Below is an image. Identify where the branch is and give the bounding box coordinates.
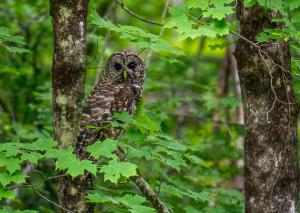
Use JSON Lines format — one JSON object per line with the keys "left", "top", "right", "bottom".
{"left": 115, "top": 0, "right": 164, "bottom": 26}
{"left": 33, "top": 187, "right": 74, "bottom": 213}
{"left": 10, "top": 174, "right": 73, "bottom": 213}
{"left": 115, "top": 148, "right": 170, "bottom": 213}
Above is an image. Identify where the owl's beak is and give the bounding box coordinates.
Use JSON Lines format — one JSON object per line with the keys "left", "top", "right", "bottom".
{"left": 123, "top": 69, "right": 128, "bottom": 80}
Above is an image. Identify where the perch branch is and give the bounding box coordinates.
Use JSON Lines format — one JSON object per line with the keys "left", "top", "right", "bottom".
{"left": 115, "top": 147, "right": 170, "bottom": 213}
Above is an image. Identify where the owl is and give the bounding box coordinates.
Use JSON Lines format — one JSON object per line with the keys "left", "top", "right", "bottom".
{"left": 76, "top": 50, "right": 147, "bottom": 159}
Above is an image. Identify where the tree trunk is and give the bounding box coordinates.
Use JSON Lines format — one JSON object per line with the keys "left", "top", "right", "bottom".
{"left": 235, "top": 1, "right": 299, "bottom": 212}
{"left": 49, "top": 0, "right": 90, "bottom": 212}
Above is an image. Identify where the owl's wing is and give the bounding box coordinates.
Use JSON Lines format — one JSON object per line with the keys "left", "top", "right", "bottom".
{"left": 76, "top": 82, "right": 135, "bottom": 159}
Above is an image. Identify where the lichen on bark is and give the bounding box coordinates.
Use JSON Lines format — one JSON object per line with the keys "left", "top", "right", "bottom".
{"left": 50, "top": 0, "right": 90, "bottom": 212}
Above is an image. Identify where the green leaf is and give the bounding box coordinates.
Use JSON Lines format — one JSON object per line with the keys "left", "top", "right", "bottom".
{"left": 129, "top": 206, "right": 156, "bottom": 213}
{"left": 185, "top": 206, "right": 200, "bottom": 213}
{"left": 46, "top": 147, "right": 97, "bottom": 177}
{"left": 187, "top": 0, "right": 208, "bottom": 9}
{"left": 0, "top": 143, "right": 21, "bottom": 157}
{"left": 202, "top": 206, "right": 227, "bottom": 213}
{"left": 135, "top": 40, "right": 184, "bottom": 55}
{"left": 86, "top": 192, "right": 156, "bottom": 213}
{"left": 0, "top": 26, "right": 29, "bottom": 54}
{"left": 168, "top": 5, "right": 188, "bottom": 17}
{"left": 185, "top": 189, "right": 212, "bottom": 202}
{"left": 184, "top": 154, "right": 205, "bottom": 165}
{"left": 86, "top": 139, "right": 117, "bottom": 159}
{"left": 162, "top": 185, "right": 212, "bottom": 202}
{"left": 0, "top": 171, "right": 27, "bottom": 187}
{"left": 86, "top": 192, "right": 119, "bottom": 204}
{"left": 257, "top": 29, "right": 285, "bottom": 42}
{"left": 0, "top": 27, "right": 10, "bottom": 38}
{"left": 118, "top": 194, "right": 156, "bottom": 213}
{"left": 113, "top": 112, "right": 133, "bottom": 123}
{"left": 166, "top": 156, "right": 187, "bottom": 171}
{"left": 90, "top": 11, "right": 116, "bottom": 29}
{"left": 100, "top": 160, "right": 137, "bottom": 184}
{"left": 8, "top": 35, "right": 27, "bottom": 45}
{"left": 288, "top": 0, "right": 300, "bottom": 10}
{"left": 0, "top": 187, "right": 15, "bottom": 200}
{"left": 211, "top": 0, "right": 234, "bottom": 6}
{"left": 118, "top": 194, "right": 145, "bottom": 206}
{"left": 165, "top": 15, "right": 194, "bottom": 36}
{"left": 207, "top": 19, "right": 229, "bottom": 36}
{"left": 257, "top": 0, "right": 285, "bottom": 13}
{"left": 135, "top": 112, "right": 160, "bottom": 133}
{"left": 22, "top": 139, "right": 57, "bottom": 151}
{"left": 20, "top": 152, "right": 45, "bottom": 164}
{"left": 0, "top": 153, "right": 20, "bottom": 174}
{"left": 245, "top": 0, "right": 258, "bottom": 7}
{"left": 196, "top": 25, "right": 218, "bottom": 38}
{"left": 202, "top": 6, "right": 233, "bottom": 20}
{"left": 5, "top": 46, "right": 30, "bottom": 54}
{"left": 291, "top": 12, "right": 300, "bottom": 23}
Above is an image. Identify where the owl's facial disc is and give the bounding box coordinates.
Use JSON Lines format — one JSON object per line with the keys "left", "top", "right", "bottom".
{"left": 107, "top": 51, "right": 146, "bottom": 85}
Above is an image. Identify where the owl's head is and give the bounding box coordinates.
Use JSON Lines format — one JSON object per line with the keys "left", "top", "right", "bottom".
{"left": 103, "top": 50, "right": 146, "bottom": 87}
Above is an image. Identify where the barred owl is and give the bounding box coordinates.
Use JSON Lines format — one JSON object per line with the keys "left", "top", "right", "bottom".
{"left": 76, "top": 50, "right": 147, "bottom": 159}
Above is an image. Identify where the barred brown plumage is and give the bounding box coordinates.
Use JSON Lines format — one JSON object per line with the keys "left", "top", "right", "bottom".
{"left": 76, "top": 50, "right": 146, "bottom": 160}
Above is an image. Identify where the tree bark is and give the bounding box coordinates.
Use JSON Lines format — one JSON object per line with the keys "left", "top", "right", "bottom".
{"left": 49, "top": 0, "right": 90, "bottom": 212}
{"left": 235, "top": 1, "right": 299, "bottom": 212}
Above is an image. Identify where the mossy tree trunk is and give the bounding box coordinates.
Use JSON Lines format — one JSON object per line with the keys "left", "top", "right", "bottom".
{"left": 236, "top": 1, "right": 299, "bottom": 212}
{"left": 49, "top": 0, "right": 91, "bottom": 212}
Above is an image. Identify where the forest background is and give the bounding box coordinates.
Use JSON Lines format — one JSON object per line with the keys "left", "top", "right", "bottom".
{"left": 0, "top": 0, "right": 300, "bottom": 212}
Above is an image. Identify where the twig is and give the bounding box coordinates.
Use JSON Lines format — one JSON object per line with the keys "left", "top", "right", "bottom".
{"left": 33, "top": 187, "right": 74, "bottom": 213}
{"left": 10, "top": 174, "right": 67, "bottom": 190}
{"left": 10, "top": 174, "right": 71, "bottom": 212}
{"left": 115, "top": 0, "right": 164, "bottom": 26}
{"left": 230, "top": 30, "right": 259, "bottom": 48}
{"left": 115, "top": 147, "right": 170, "bottom": 213}
{"left": 146, "top": 0, "right": 170, "bottom": 66}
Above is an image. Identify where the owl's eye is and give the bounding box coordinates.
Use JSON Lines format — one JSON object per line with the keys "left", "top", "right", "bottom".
{"left": 127, "top": 62, "right": 136, "bottom": 70}
{"left": 114, "top": 63, "right": 123, "bottom": 70}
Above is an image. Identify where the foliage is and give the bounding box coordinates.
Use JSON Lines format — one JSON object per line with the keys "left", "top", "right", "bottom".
{"left": 87, "top": 193, "right": 156, "bottom": 213}
{"left": 164, "top": 0, "right": 233, "bottom": 40}
{"left": 90, "top": 11, "right": 184, "bottom": 55}
{"left": 0, "top": 26, "right": 29, "bottom": 53}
